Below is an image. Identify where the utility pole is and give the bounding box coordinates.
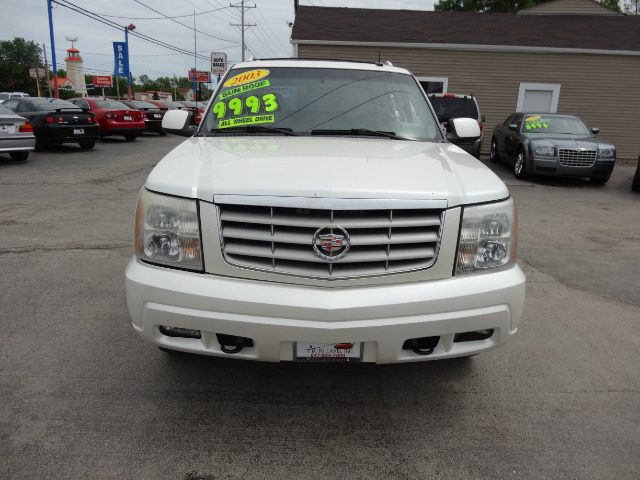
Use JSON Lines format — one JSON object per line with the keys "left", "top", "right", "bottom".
{"left": 230, "top": 0, "right": 255, "bottom": 62}
{"left": 43, "top": 44, "right": 52, "bottom": 97}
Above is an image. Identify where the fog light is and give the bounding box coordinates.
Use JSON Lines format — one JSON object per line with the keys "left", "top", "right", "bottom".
{"left": 454, "top": 329, "right": 494, "bottom": 342}
{"left": 159, "top": 326, "right": 201, "bottom": 339}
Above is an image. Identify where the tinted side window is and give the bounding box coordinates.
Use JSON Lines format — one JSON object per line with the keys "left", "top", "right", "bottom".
{"left": 504, "top": 114, "right": 516, "bottom": 126}
{"left": 513, "top": 114, "right": 524, "bottom": 130}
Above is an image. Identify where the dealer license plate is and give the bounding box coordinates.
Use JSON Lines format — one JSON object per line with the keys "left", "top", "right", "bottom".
{"left": 73, "top": 129, "right": 84, "bottom": 135}
{"left": 124, "top": 115, "right": 132, "bottom": 121}
{"left": 154, "top": 114, "right": 162, "bottom": 118}
{"left": 296, "top": 342, "right": 362, "bottom": 362}
{"left": 1, "top": 125, "right": 16, "bottom": 134}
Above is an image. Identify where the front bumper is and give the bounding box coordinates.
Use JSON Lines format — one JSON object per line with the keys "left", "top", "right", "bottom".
{"left": 530, "top": 155, "right": 615, "bottom": 178}
{"left": 125, "top": 258, "right": 526, "bottom": 363}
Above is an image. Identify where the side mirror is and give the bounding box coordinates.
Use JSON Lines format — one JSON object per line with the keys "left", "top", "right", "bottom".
{"left": 507, "top": 124, "right": 519, "bottom": 131}
{"left": 162, "top": 109, "right": 197, "bottom": 137}
{"left": 481, "top": 115, "right": 486, "bottom": 123}
{"left": 446, "top": 117, "right": 481, "bottom": 143}
{"left": 591, "top": 127, "right": 600, "bottom": 134}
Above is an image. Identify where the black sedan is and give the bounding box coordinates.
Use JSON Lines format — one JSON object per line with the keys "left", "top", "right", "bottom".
{"left": 120, "top": 100, "right": 166, "bottom": 135}
{"left": 489, "top": 113, "right": 615, "bottom": 184}
{"left": 1, "top": 97, "right": 100, "bottom": 150}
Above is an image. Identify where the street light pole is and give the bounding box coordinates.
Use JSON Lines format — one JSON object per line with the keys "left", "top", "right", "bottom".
{"left": 125, "top": 24, "right": 136, "bottom": 101}
{"left": 47, "top": 0, "right": 59, "bottom": 98}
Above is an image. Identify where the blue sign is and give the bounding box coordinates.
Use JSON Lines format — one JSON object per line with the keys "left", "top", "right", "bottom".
{"left": 113, "top": 42, "right": 129, "bottom": 78}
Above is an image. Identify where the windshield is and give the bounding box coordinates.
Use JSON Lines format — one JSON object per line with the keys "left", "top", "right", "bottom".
{"left": 162, "top": 101, "right": 187, "bottom": 108}
{"left": 202, "top": 66, "right": 440, "bottom": 141}
{"left": 94, "top": 100, "right": 130, "bottom": 109}
{"left": 524, "top": 115, "right": 592, "bottom": 135}
{"left": 31, "top": 98, "right": 80, "bottom": 111}
{"left": 128, "top": 101, "right": 158, "bottom": 109}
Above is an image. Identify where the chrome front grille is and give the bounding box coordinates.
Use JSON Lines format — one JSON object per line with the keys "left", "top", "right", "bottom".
{"left": 216, "top": 198, "right": 445, "bottom": 279}
{"left": 558, "top": 148, "right": 597, "bottom": 167}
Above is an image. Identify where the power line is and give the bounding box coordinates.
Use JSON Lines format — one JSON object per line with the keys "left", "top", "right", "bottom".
{"left": 132, "top": 0, "right": 237, "bottom": 44}
{"left": 55, "top": 0, "right": 215, "bottom": 61}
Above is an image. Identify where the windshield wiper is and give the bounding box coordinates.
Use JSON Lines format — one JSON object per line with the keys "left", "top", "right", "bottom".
{"left": 311, "top": 128, "right": 409, "bottom": 140}
{"left": 206, "top": 125, "right": 300, "bottom": 136}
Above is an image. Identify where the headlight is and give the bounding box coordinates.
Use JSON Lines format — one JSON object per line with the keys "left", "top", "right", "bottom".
{"left": 535, "top": 145, "right": 555, "bottom": 157}
{"left": 135, "top": 188, "right": 203, "bottom": 271}
{"left": 455, "top": 197, "right": 517, "bottom": 275}
{"left": 598, "top": 148, "right": 615, "bottom": 159}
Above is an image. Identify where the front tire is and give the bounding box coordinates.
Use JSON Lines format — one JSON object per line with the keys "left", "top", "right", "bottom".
{"left": 124, "top": 135, "right": 137, "bottom": 141}
{"left": 514, "top": 149, "right": 527, "bottom": 179}
{"left": 9, "top": 151, "right": 29, "bottom": 161}
{"left": 489, "top": 137, "right": 499, "bottom": 163}
{"left": 79, "top": 141, "right": 95, "bottom": 150}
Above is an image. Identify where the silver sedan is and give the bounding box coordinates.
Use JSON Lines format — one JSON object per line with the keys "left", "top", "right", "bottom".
{"left": 0, "top": 103, "right": 36, "bottom": 161}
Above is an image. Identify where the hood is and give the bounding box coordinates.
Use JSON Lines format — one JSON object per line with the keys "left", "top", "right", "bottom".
{"left": 526, "top": 134, "right": 614, "bottom": 150}
{"left": 145, "top": 137, "right": 509, "bottom": 207}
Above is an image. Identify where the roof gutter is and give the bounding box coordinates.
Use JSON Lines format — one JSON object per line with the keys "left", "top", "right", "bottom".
{"left": 291, "top": 39, "right": 640, "bottom": 57}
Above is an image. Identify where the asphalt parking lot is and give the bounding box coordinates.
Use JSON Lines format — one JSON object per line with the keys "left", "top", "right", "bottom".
{"left": 1, "top": 136, "right": 639, "bottom": 480}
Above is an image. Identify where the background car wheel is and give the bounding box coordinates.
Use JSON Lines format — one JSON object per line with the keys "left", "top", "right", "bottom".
{"left": 632, "top": 161, "right": 640, "bottom": 192}
{"left": 124, "top": 135, "right": 137, "bottom": 141}
{"left": 158, "top": 131, "right": 167, "bottom": 136}
{"left": 590, "top": 176, "right": 610, "bottom": 185}
{"left": 489, "top": 137, "right": 499, "bottom": 163}
{"left": 79, "top": 141, "right": 95, "bottom": 150}
{"left": 514, "top": 149, "right": 527, "bottom": 179}
{"left": 9, "top": 151, "right": 29, "bottom": 161}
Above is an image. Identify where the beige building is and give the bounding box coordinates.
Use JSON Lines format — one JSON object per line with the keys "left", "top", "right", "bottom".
{"left": 291, "top": 0, "right": 640, "bottom": 161}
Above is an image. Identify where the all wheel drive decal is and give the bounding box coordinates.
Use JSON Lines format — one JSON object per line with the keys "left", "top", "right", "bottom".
{"left": 219, "top": 114, "right": 275, "bottom": 129}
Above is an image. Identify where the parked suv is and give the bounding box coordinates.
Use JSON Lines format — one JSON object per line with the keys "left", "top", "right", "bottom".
{"left": 428, "top": 93, "right": 485, "bottom": 158}
{"left": 126, "top": 59, "right": 525, "bottom": 363}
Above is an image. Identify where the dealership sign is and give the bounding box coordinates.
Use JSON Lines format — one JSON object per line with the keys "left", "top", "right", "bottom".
{"left": 188, "top": 70, "right": 211, "bottom": 82}
{"left": 211, "top": 52, "right": 227, "bottom": 75}
{"left": 92, "top": 75, "right": 113, "bottom": 87}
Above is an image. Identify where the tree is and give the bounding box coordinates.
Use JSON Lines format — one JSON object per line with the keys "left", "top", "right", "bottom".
{"left": 0, "top": 37, "right": 43, "bottom": 95}
{"left": 434, "top": 0, "right": 621, "bottom": 12}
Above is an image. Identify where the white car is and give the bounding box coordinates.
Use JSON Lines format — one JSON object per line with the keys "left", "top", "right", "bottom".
{"left": 125, "top": 59, "right": 525, "bottom": 363}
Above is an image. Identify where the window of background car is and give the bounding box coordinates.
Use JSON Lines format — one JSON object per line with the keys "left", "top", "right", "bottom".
{"left": 205, "top": 67, "right": 440, "bottom": 141}
{"left": 31, "top": 99, "right": 79, "bottom": 111}
{"left": 523, "top": 115, "right": 591, "bottom": 135}
{"left": 429, "top": 96, "right": 479, "bottom": 122}
{"left": 94, "top": 100, "right": 130, "bottom": 109}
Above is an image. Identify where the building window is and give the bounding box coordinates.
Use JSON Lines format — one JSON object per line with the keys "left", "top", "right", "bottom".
{"left": 517, "top": 83, "right": 561, "bottom": 113}
{"left": 417, "top": 77, "right": 448, "bottom": 94}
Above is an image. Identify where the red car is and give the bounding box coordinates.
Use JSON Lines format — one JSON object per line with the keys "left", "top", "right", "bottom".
{"left": 120, "top": 100, "right": 166, "bottom": 135}
{"left": 69, "top": 97, "right": 145, "bottom": 141}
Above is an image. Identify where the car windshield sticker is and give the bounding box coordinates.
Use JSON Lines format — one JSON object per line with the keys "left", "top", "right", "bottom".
{"left": 220, "top": 79, "right": 270, "bottom": 100}
{"left": 213, "top": 94, "right": 279, "bottom": 120}
{"left": 223, "top": 69, "right": 270, "bottom": 88}
{"left": 525, "top": 117, "right": 549, "bottom": 130}
{"left": 219, "top": 114, "right": 275, "bottom": 129}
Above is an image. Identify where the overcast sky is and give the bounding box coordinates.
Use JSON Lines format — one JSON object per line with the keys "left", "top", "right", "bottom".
{"left": 1, "top": 0, "right": 437, "bottom": 82}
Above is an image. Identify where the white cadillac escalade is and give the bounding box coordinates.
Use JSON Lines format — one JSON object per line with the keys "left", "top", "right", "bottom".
{"left": 125, "top": 59, "right": 525, "bottom": 363}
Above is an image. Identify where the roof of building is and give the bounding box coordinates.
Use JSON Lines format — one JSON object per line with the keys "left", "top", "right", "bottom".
{"left": 291, "top": 5, "right": 640, "bottom": 53}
